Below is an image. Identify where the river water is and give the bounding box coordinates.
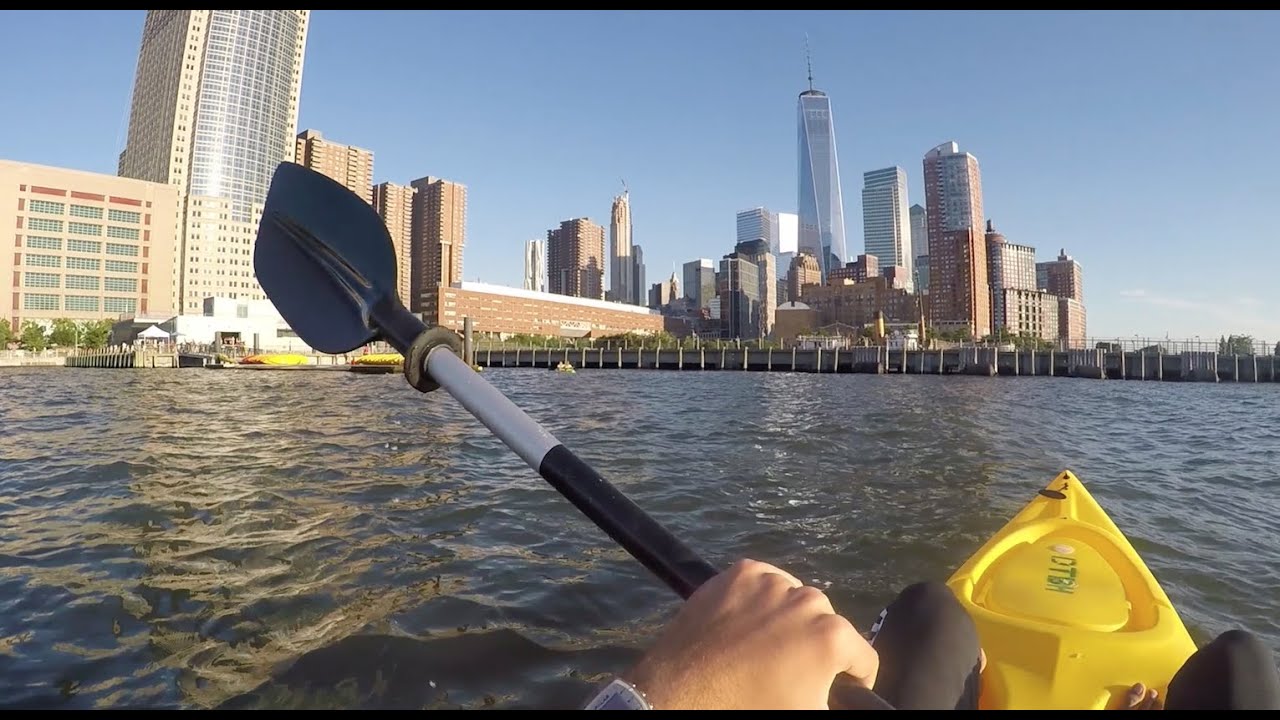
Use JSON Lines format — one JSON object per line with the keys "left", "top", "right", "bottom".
{"left": 1, "top": 367, "right": 1277, "bottom": 708}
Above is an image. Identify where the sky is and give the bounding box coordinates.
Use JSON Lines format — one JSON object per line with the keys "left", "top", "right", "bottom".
{"left": 1, "top": 10, "right": 1277, "bottom": 341}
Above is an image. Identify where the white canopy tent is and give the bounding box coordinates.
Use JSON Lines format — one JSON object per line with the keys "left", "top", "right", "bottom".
{"left": 138, "top": 324, "right": 170, "bottom": 340}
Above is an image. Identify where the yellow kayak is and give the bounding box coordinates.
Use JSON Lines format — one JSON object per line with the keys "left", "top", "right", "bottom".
{"left": 352, "top": 352, "right": 404, "bottom": 366}
{"left": 240, "top": 353, "right": 309, "bottom": 365}
{"left": 946, "top": 470, "right": 1196, "bottom": 709}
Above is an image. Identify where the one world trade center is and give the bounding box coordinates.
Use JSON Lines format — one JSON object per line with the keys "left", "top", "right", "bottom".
{"left": 797, "top": 64, "right": 847, "bottom": 281}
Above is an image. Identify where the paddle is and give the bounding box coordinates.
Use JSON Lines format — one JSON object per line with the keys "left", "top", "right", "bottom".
{"left": 252, "top": 162, "right": 892, "bottom": 710}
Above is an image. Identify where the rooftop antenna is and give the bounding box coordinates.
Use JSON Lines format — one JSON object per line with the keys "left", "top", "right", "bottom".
{"left": 804, "top": 34, "right": 814, "bottom": 91}
{"left": 621, "top": 178, "right": 628, "bottom": 197}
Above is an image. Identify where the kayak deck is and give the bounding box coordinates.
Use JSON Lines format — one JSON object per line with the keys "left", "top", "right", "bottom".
{"left": 946, "top": 470, "right": 1196, "bottom": 709}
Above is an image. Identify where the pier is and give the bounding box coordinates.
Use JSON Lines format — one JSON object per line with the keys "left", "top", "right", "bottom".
{"left": 64, "top": 349, "right": 178, "bottom": 369}
{"left": 46, "top": 344, "right": 1280, "bottom": 383}
{"left": 472, "top": 346, "right": 1280, "bottom": 383}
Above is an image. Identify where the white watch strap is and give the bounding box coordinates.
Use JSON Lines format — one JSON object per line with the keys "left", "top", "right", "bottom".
{"left": 583, "top": 677, "right": 652, "bottom": 710}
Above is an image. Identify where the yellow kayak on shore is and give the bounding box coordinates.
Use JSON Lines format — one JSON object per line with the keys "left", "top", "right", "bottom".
{"left": 240, "top": 353, "right": 309, "bottom": 366}
{"left": 946, "top": 470, "right": 1196, "bottom": 710}
{"left": 352, "top": 353, "right": 404, "bottom": 366}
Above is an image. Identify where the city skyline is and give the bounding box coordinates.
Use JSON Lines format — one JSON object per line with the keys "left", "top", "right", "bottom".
{"left": 1, "top": 10, "right": 1277, "bottom": 339}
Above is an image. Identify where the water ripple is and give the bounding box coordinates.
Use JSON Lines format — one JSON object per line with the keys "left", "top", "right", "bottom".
{"left": 0, "top": 367, "right": 1277, "bottom": 707}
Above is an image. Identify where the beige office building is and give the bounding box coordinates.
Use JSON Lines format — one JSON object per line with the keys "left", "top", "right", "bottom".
{"left": 432, "top": 282, "right": 663, "bottom": 338}
{"left": 787, "top": 251, "right": 821, "bottom": 301}
{"left": 295, "top": 129, "right": 374, "bottom": 204}
{"left": 986, "top": 221, "right": 1038, "bottom": 331}
{"left": 117, "top": 10, "right": 309, "bottom": 315}
{"left": 372, "top": 182, "right": 415, "bottom": 305}
{"left": 802, "top": 277, "right": 917, "bottom": 329}
{"left": 1058, "top": 297, "right": 1087, "bottom": 349}
{"left": 2, "top": 160, "right": 179, "bottom": 330}
{"left": 773, "top": 301, "right": 817, "bottom": 345}
{"left": 1001, "top": 288, "right": 1059, "bottom": 343}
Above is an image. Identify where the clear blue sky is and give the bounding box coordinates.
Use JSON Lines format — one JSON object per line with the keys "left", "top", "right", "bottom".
{"left": 2, "top": 10, "right": 1277, "bottom": 341}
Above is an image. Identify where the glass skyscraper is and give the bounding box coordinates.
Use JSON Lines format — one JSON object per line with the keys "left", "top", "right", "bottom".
{"left": 861, "top": 166, "right": 913, "bottom": 290}
{"left": 797, "top": 87, "right": 847, "bottom": 281}
{"left": 189, "top": 12, "right": 308, "bottom": 222}
{"left": 118, "top": 10, "right": 309, "bottom": 313}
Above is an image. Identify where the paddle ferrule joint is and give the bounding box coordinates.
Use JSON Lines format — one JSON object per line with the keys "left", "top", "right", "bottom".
{"left": 404, "top": 326, "right": 465, "bottom": 393}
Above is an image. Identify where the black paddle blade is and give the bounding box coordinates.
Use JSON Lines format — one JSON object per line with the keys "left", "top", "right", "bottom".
{"left": 253, "top": 162, "right": 401, "bottom": 354}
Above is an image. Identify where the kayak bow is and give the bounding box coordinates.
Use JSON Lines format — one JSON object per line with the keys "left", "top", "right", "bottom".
{"left": 946, "top": 470, "right": 1197, "bottom": 709}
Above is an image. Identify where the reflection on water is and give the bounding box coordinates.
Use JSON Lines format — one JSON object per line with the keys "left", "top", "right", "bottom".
{"left": 1, "top": 367, "right": 1277, "bottom": 708}
{"left": 218, "top": 628, "right": 638, "bottom": 710}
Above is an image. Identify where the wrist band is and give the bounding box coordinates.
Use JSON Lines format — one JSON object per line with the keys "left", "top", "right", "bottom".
{"left": 583, "top": 677, "right": 652, "bottom": 710}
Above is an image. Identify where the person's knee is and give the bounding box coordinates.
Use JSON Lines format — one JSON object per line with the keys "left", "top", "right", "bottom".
{"left": 1211, "top": 629, "right": 1274, "bottom": 663}
{"left": 894, "top": 581, "right": 961, "bottom": 614}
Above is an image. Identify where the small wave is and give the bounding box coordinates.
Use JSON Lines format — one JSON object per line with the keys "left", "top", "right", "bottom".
{"left": 0, "top": 367, "right": 1277, "bottom": 707}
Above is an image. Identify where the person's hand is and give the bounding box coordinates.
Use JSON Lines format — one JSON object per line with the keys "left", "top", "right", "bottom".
{"left": 1117, "top": 683, "right": 1162, "bottom": 710}
{"left": 620, "top": 558, "right": 879, "bottom": 710}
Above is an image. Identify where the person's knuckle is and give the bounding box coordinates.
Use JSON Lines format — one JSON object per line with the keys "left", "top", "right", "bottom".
{"left": 729, "top": 558, "right": 765, "bottom": 577}
{"left": 760, "top": 571, "right": 795, "bottom": 591}
{"left": 792, "top": 584, "right": 830, "bottom": 608}
{"left": 815, "top": 610, "right": 852, "bottom": 634}
{"left": 814, "top": 612, "right": 857, "bottom": 654}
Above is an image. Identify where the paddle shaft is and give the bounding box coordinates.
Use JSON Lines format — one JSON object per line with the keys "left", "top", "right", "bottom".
{"left": 422, "top": 338, "right": 893, "bottom": 711}
{"left": 382, "top": 304, "right": 890, "bottom": 708}
{"left": 424, "top": 343, "right": 719, "bottom": 597}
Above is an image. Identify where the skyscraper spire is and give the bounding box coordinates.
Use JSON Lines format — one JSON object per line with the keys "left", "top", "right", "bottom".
{"left": 804, "top": 34, "right": 814, "bottom": 91}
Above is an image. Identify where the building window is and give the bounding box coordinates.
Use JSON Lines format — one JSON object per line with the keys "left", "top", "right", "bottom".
{"left": 28, "top": 199, "right": 65, "bottom": 215}
{"left": 107, "top": 209, "right": 140, "bottom": 224}
{"left": 70, "top": 205, "right": 104, "bottom": 219}
{"left": 104, "top": 260, "right": 138, "bottom": 273}
{"left": 103, "top": 297, "right": 136, "bottom": 313}
{"left": 107, "top": 226, "right": 140, "bottom": 240}
{"left": 26, "top": 254, "right": 61, "bottom": 268}
{"left": 23, "top": 293, "right": 59, "bottom": 311}
{"left": 104, "top": 277, "right": 137, "bottom": 293}
{"left": 24, "top": 272, "right": 60, "bottom": 288}
{"left": 27, "top": 217, "right": 63, "bottom": 233}
{"left": 25, "top": 236, "right": 62, "bottom": 250}
{"left": 65, "top": 296, "right": 100, "bottom": 312}
{"left": 65, "top": 274, "right": 99, "bottom": 290}
{"left": 67, "top": 238, "right": 101, "bottom": 254}
{"left": 66, "top": 257, "right": 100, "bottom": 271}
{"left": 68, "top": 221, "right": 102, "bottom": 236}
{"left": 105, "top": 243, "right": 139, "bottom": 257}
